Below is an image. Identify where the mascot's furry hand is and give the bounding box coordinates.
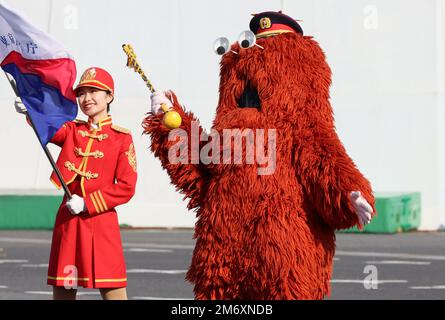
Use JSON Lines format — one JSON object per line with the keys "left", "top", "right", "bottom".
{"left": 150, "top": 91, "right": 173, "bottom": 115}
{"left": 350, "top": 191, "right": 373, "bottom": 225}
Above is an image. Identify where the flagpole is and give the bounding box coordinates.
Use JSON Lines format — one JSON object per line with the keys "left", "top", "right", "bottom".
{"left": 5, "top": 72, "right": 72, "bottom": 199}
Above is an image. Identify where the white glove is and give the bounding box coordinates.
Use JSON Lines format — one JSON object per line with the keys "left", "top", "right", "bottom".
{"left": 350, "top": 191, "right": 373, "bottom": 226}
{"left": 150, "top": 91, "right": 173, "bottom": 115}
{"left": 14, "top": 97, "right": 27, "bottom": 114}
{"left": 66, "top": 194, "right": 86, "bottom": 215}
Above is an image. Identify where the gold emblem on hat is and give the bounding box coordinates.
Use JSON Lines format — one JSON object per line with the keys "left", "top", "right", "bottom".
{"left": 260, "top": 17, "right": 272, "bottom": 29}
{"left": 80, "top": 68, "right": 97, "bottom": 83}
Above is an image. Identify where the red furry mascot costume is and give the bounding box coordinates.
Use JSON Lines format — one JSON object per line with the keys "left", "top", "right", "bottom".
{"left": 143, "top": 11, "right": 375, "bottom": 299}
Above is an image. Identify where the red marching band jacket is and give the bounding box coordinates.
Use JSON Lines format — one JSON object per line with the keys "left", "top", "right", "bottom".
{"left": 50, "top": 116, "right": 137, "bottom": 215}
{"left": 46, "top": 115, "right": 137, "bottom": 288}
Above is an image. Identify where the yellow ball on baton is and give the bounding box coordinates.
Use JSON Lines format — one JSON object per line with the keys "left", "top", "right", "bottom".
{"left": 122, "top": 44, "right": 182, "bottom": 130}
{"left": 161, "top": 104, "right": 182, "bottom": 129}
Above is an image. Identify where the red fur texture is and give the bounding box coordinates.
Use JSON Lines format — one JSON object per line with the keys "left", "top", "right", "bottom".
{"left": 142, "top": 32, "right": 375, "bottom": 299}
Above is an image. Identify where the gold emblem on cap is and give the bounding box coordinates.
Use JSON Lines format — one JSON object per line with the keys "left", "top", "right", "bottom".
{"left": 260, "top": 17, "right": 272, "bottom": 29}
{"left": 80, "top": 68, "right": 97, "bottom": 83}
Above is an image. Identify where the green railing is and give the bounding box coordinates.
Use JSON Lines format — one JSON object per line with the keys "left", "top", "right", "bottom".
{"left": 339, "top": 192, "right": 421, "bottom": 233}
{"left": 0, "top": 190, "right": 63, "bottom": 229}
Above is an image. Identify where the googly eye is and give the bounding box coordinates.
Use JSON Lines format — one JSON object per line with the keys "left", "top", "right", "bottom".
{"left": 213, "top": 37, "right": 230, "bottom": 55}
{"left": 238, "top": 30, "right": 256, "bottom": 49}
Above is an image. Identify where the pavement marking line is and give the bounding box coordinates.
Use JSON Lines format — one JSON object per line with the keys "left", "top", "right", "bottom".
{"left": 127, "top": 269, "right": 187, "bottom": 274}
{"left": 77, "top": 292, "right": 101, "bottom": 296}
{"left": 335, "top": 250, "right": 445, "bottom": 261}
{"left": 364, "top": 260, "right": 431, "bottom": 265}
{"left": 0, "top": 237, "right": 194, "bottom": 250}
{"left": 25, "top": 291, "right": 52, "bottom": 295}
{"left": 0, "top": 237, "right": 50, "bottom": 244}
{"left": 122, "top": 242, "right": 194, "bottom": 250}
{"left": 132, "top": 296, "right": 193, "bottom": 300}
{"left": 0, "top": 259, "right": 29, "bottom": 264}
{"left": 331, "top": 279, "right": 408, "bottom": 284}
{"left": 410, "top": 286, "right": 445, "bottom": 290}
{"left": 25, "top": 291, "right": 100, "bottom": 296}
{"left": 0, "top": 285, "right": 8, "bottom": 289}
{"left": 124, "top": 248, "right": 173, "bottom": 253}
{"left": 21, "top": 264, "right": 49, "bottom": 268}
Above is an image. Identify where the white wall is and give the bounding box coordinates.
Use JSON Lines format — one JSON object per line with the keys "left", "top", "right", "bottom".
{"left": 1, "top": 0, "right": 444, "bottom": 229}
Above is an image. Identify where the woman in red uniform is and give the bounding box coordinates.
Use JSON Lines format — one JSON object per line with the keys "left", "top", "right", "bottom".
{"left": 15, "top": 67, "right": 137, "bottom": 300}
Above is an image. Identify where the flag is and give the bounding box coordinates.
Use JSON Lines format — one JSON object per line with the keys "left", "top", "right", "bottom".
{"left": 0, "top": 2, "right": 77, "bottom": 145}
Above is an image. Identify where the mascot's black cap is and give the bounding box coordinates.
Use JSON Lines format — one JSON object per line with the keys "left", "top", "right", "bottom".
{"left": 249, "top": 11, "right": 303, "bottom": 39}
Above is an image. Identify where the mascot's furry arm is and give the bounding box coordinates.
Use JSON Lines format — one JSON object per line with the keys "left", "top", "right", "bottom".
{"left": 142, "top": 91, "right": 207, "bottom": 210}
{"left": 294, "top": 96, "right": 375, "bottom": 230}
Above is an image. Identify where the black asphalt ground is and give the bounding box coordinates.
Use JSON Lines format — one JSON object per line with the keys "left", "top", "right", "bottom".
{"left": 0, "top": 229, "right": 444, "bottom": 300}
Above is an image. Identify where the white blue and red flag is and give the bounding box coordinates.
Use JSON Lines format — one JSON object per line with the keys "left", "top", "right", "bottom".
{"left": 0, "top": 2, "right": 77, "bottom": 145}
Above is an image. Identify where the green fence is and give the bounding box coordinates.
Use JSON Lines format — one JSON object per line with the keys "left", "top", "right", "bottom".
{"left": 340, "top": 192, "right": 421, "bottom": 233}
{"left": 0, "top": 191, "right": 422, "bottom": 232}
{"left": 0, "top": 191, "right": 63, "bottom": 229}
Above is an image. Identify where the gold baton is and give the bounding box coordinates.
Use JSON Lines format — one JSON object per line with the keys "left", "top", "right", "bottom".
{"left": 122, "top": 44, "right": 182, "bottom": 129}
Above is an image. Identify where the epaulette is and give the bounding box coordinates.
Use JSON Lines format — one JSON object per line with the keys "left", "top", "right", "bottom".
{"left": 111, "top": 124, "right": 131, "bottom": 134}
{"left": 73, "top": 119, "right": 88, "bottom": 125}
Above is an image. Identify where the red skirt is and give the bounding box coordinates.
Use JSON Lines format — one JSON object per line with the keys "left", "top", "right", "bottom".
{"left": 47, "top": 179, "right": 127, "bottom": 288}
